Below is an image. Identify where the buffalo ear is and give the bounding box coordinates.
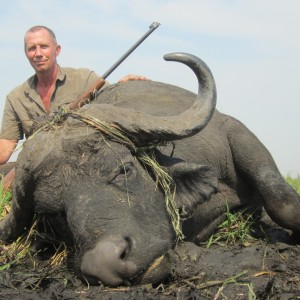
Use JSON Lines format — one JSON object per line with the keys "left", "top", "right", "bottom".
{"left": 165, "top": 162, "right": 218, "bottom": 219}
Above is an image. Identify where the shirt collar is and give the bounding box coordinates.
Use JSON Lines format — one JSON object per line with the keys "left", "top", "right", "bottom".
{"left": 56, "top": 65, "right": 66, "bottom": 82}
{"left": 24, "top": 65, "right": 66, "bottom": 93}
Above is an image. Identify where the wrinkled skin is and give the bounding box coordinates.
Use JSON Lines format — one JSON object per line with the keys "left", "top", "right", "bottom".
{"left": 90, "top": 81, "right": 300, "bottom": 243}
{"left": 1, "top": 122, "right": 179, "bottom": 286}
{"left": 1, "top": 54, "right": 300, "bottom": 287}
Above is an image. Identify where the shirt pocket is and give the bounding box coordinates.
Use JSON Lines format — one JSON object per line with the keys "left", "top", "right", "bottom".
{"left": 51, "top": 93, "right": 80, "bottom": 111}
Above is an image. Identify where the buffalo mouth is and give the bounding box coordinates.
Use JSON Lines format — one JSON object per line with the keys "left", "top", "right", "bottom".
{"left": 80, "top": 251, "right": 174, "bottom": 287}
{"left": 135, "top": 251, "right": 174, "bottom": 286}
{"left": 79, "top": 235, "right": 175, "bottom": 287}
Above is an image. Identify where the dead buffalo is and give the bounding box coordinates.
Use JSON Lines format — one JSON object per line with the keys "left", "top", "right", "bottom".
{"left": 0, "top": 53, "right": 299, "bottom": 287}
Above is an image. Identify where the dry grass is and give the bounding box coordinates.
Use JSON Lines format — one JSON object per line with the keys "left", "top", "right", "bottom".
{"left": 137, "top": 150, "right": 184, "bottom": 241}
{"left": 0, "top": 220, "right": 36, "bottom": 271}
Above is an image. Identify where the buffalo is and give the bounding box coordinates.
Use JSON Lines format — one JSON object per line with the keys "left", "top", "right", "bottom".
{"left": 0, "top": 53, "right": 299, "bottom": 287}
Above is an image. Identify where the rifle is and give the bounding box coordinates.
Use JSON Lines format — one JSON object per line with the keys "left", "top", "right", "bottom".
{"left": 69, "top": 22, "right": 160, "bottom": 110}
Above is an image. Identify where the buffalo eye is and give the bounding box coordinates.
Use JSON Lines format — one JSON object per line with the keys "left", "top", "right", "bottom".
{"left": 110, "top": 162, "right": 134, "bottom": 184}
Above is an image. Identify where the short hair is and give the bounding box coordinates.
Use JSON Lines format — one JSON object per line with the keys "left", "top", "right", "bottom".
{"left": 24, "top": 26, "right": 57, "bottom": 48}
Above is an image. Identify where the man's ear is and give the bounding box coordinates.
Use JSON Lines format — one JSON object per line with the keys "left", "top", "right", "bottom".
{"left": 165, "top": 161, "right": 218, "bottom": 219}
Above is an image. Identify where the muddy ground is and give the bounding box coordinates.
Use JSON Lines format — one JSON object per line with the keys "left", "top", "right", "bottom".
{"left": 0, "top": 212, "right": 299, "bottom": 300}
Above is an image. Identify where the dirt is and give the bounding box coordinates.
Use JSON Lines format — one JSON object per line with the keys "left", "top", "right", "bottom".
{"left": 0, "top": 213, "right": 299, "bottom": 299}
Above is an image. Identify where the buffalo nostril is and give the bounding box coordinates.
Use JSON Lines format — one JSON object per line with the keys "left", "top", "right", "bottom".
{"left": 120, "top": 248, "right": 128, "bottom": 260}
{"left": 120, "top": 236, "right": 132, "bottom": 260}
{"left": 80, "top": 237, "right": 137, "bottom": 286}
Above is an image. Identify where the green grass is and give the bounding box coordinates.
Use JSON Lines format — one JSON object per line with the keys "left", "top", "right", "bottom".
{"left": 206, "top": 203, "right": 256, "bottom": 248}
{"left": 286, "top": 175, "right": 300, "bottom": 194}
{"left": 0, "top": 175, "right": 12, "bottom": 220}
{"left": 206, "top": 175, "right": 300, "bottom": 248}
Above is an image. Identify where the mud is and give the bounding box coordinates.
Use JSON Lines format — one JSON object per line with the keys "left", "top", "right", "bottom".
{"left": 0, "top": 213, "right": 299, "bottom": 299}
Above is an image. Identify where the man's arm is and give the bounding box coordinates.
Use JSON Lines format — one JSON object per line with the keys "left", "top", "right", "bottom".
{"left": 0, "top": 139, "right": 17, "bottom": 164}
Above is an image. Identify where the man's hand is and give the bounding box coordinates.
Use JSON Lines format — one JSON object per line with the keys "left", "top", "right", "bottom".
{"left": 118, "top": 74, "right": 148, "bottom": 83}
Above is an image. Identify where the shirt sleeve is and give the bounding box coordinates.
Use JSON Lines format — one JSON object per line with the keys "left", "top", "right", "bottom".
{"left": 0, "top": 96, "right": 23, "bottom": 140}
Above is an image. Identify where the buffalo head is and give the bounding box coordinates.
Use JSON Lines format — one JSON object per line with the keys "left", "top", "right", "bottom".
{"left": 0, "top": 53, "right": 218, "bottom": 286}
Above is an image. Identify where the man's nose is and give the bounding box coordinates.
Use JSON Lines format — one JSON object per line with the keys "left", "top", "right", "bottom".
{"left": 34, "top": 46, "right": 42, "bottom": 56}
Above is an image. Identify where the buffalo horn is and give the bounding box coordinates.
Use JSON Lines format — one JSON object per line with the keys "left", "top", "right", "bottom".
{"left": 81, "top": 52, "right": 217, "bottom": 144}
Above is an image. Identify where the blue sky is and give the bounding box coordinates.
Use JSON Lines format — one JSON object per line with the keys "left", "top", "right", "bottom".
{"left": 0, "top": 0, "right": 299, "bottom": 175}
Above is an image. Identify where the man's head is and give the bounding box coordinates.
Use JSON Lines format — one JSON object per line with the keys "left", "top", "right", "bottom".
{"left": 24, "top": 26, "right": 61, "bottom": 74}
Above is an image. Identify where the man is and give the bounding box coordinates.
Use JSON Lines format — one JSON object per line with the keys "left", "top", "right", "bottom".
{"left": 0, "top": 26, "right": 146, "bottom": 187}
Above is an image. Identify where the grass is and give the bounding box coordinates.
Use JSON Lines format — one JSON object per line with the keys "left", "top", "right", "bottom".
{"left": 137, "top": 150, "right": 184, "bottom": 242}
{"left": 206, "top": 175, "right": 300, "bottom": 248}
{"left": 206, "top": 203, "right": 257, "bottom": 248}
{"left": 286, "top": 174, "right": 300, "bottom": 194}
{"left": 0, "top": 221, "right": 36, "bottom": 271}
{"left": 0, "top": 176, "right": 67, "bottom": 275}
{"left": 0, "top": 175, "right": 12, "bottom": 220}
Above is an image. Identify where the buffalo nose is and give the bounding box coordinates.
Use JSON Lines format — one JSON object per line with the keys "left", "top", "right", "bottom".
{"left": 80, "top": 237, "right": 138, "bottom": 286}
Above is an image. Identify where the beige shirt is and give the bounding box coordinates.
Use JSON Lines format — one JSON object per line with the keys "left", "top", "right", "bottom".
{"left": 0, "top": 66, "right": 101, "bottom": 140}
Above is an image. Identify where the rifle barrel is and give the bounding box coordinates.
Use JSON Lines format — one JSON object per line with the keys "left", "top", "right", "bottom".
{"left": 69, "top": 22, "right": 160, "bottom": 110}
{"left": 101, "top": 22, "right": 160, "bottom": 79}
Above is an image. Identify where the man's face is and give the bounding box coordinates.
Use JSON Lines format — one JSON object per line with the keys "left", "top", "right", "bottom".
{"left": 24, "top": 28, "right": 61, "bottom": 74}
